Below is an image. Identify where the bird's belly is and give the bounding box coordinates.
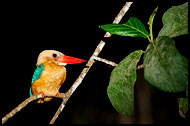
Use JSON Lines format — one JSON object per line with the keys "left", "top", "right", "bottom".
{"left": 32, "top": 64, "right": 66, "bottom": 96}
{"left": 36, "top": 80, "right": 61, "bottom": 96}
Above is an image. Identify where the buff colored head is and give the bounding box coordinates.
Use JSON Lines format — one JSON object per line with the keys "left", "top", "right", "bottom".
{"left": 36, "top": 50, "right": 85, "bottom": 66}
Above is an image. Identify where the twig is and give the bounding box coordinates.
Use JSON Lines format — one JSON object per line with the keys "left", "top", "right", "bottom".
{"left": 2, "top": 93, "right": 66, "bottom": 124}
{"left": 91, "top": 56, "right": 144, "bottom": 70}
{"left": 179, "top": 106, "right": 186, "bottom": 118}
{"left": 137, "top": 64, "right": 144, "bottom": 69}
{"left": 93, "top": 56, "right": 144, "bottom": 70}
{"left": 92, "top": 56, "right": 118, "bottom": 66}
{"left": 49, "top": 2, "right": 133, "bottom": 124}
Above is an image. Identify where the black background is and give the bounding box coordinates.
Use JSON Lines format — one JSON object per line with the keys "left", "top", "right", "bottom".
{"left": 2, "top": 0, "right": 189, "bottom": 124}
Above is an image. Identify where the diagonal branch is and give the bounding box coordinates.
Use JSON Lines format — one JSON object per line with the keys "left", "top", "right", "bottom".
{"left": 2, "top": 94, "right": 42, "bottom": 124}
{"left": 49, "top": 2, "right": 133, "bottom": 124}
{"left": 2, "top": 93, "right": 66, "bottom": 124}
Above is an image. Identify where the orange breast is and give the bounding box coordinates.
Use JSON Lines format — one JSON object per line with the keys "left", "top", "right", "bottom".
{"left": 31, "top": 62, "right": 66, "bottom": 97}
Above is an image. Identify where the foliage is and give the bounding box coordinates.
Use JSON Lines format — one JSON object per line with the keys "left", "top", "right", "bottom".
{"left": 99, "top": 2, "right": 188, "bottom": 116}
{"left": 100, "top": 17, "right": 149, "bottom": 38}
{"left": 143, "top": 36, "right": 188, "bottom": 92}
{"left": 158, "top": 2, "right": 188, "bottom": 38}
{"left": 107, "top": 50, "right": 143, "bottom": 116}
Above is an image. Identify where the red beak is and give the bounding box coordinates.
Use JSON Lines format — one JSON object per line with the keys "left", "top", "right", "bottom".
{"left": 56, "top": 55, "right": 86, "bottom": 64}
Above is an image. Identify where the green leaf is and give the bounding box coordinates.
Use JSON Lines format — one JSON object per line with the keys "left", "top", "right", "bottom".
{"left": 99, "top": 17, "right": 149, "bottom": 38}
{"left": 148, "top": 7, "right": 158, "bottom": 41}
{"left": 107, "top": 50, "right": 143, "bottom": 116}
{"left": 143, "top": 36, "right": 188, "bottom": 92}
{"left": 158, "top": 2, "right": 188, "bottom": 38}
{"left": 178, "top": 98, "right": 188, "bottom": 115}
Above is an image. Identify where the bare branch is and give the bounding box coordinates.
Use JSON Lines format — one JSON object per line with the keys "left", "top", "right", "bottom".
{"left": 179, "top": 106, "right": 186, "bottom": 118}
{"left": 92, "top": 56, "right": 144, "bottom": 69}
{"left": 2, "top": 94, "right": 42, "bottom": 124}
{"left": 2, "top": 93, "right": 66, "bottom": 124}
{"left": 49, "top": 2, "right": 133, "bottom": 124}
{"left": 92, "top": 56, "right": 118, "bottom": 67}
{"left": 137, "top": 64, "right": 144, "bottom": 69}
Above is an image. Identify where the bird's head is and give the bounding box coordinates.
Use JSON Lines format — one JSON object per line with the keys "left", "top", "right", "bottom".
{"left": 36, "top": 50, "right": 85, "bottom": 66}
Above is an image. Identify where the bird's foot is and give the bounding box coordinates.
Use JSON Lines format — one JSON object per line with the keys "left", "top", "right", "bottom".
{"left": 37, "top": 99, "right": 44, "bottom": 104}
{"left": 40, "top": 91, "right": 45, "bottom": 98}
{"left": 56, "top": 91, "right": 60, "bottom": 97}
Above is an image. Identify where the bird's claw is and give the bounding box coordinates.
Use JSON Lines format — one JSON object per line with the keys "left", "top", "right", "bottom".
{"left": 40, "top": 91, "right": 45, "bottom": 98}
{"left": 56, "top": 92, "right": 60, "bottom": 97}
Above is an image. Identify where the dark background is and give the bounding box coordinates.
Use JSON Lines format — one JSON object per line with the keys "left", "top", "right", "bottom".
{"left": 2, "top": 0, "right": 189, "bottom": 124}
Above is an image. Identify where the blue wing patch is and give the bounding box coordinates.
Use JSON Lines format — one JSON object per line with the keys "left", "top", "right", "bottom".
{"left": 30, "top": 64, "right": 45, "bottom": 96}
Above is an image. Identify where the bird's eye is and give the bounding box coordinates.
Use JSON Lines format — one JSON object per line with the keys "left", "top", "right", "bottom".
{"left": 52, "top": 53, "right": 57, "bottom": 58}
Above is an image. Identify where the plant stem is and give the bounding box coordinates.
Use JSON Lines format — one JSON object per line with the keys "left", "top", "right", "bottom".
{"left": 151, "top": 40, "right": 163, "bottom": 63}
{"left": 147, "top": 7, "right": 162, "bottom": 63}
{"left": 148, "top": 7, "right": 158, "bottom": 42}
{"left": 149, "top": 25, "right": 153, "bottom": 42}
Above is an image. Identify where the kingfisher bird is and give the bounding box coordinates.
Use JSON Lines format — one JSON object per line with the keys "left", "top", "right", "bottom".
{"left": 30, "top": 50, "right": 85, "bottom": 103}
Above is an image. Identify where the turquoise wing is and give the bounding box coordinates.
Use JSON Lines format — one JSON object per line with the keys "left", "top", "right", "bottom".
{"left": 30, "top": 64, "right": 45, "bottom": 96}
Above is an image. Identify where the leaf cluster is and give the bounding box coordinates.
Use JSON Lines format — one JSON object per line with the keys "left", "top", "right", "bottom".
{"left": 99, "top": 2, "right": 188, "bottom": 116}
